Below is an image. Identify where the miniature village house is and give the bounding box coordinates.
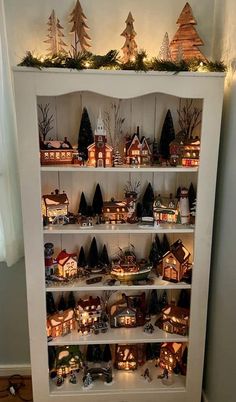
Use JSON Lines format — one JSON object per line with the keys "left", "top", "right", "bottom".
{"left": 162, "top": 239, "right": 190, "bottom": 282}
{"left": 41, "top": 138, "right": 74, "bottom": 165}
{"left": 115, "top": 345, "right": 138, "bottom": 370}
{"left": 169, "top": 136, "right": 200, "bottom": 167}
{"left": 41, "top": 189, "right": 69, "bottom": 223}
{"left": 56, "top": 250, "right": 78, "bottom": 278}
{"left": 153, "top": 194, "right": 178, "bottom": 224}
{"left": 110, "top": 293, "right": 146, "bottom": 328}
{"left": 87, "top": 111, "right": 113, "bottom": 167}
{"left": 125, "top": 128, "right": 152, "bottom": 165}
{"left": 157, "top": 305, "right": 190, "bottom": 336}
{"left": 160, "top": 342, "right": 183, "bottom": 372}
{"left": 75, "top": 296, "right": 102, "bottom": 335}
{"left": 56, "top": 346, "right": 83, "bottom": 377}
{"left": 102, "top": 200, "right": 129, "bottom": 223}
{"left": 47, "top": 308, "right": 76, "bottom": 338}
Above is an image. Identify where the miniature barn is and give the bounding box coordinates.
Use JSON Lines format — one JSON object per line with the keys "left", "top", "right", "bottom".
{"left": 87, "top": 111, "right": 113, "bottom": 168}
{"left": 160, "top": 342, "right": 183, "bottom": 372}
{"left": 125, "top": 131, "right": 152, "bottom": 165}
{"left": 56, "top": 250, "right": 78, "bottom": 278}
{"left": 157, "top": 305, "right": 190, "bottom": 336}
{"left": 47, "top": 308, "right": 76, "bottom": 338}
{"left": 75, "top": 296, "right": 102, "bottom": 335}
{"left": 162, "top": 239, "right": 190, "bottom": 282}
{"left": 115, "top": 345, "right": 138, "bottom": 370}
{"left": 41, "top": 189, "right": 69, "bottom": 222}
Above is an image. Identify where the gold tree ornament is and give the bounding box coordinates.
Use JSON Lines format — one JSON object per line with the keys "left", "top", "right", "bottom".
{"left": 170, "top": 2, "right": 206, "bottom": 61}
{"left": 44, "top": 10, "right": 67, "bottom": 57}
{"left": 70, "top": 0, "right": 91, "bottom": 54}
{"left": 121, "top": 12, "right": 138, "bottom": 63}
{"left": 158, "top": 32, "right": 172, "bottom": 61}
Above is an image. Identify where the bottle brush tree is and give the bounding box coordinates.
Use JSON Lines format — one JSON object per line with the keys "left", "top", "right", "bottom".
{"left": 159, "top": 109, "right": 175, "bottom": 161}
{"left": 92, "top": 184, "right": 104, "bottom": 216}
{"left": 87, "top": 237, "right": 99, "bottom": 269}
{"left": 78, "top": 107, "right": 94, "bottom": 161}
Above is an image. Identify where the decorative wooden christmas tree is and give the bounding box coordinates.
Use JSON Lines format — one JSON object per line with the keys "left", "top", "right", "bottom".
{"left": 121, "top": 12, "right": 138, "bottom": 63}
{"left": 44, "top": 10, "right": 67, "bottom": 57}
{"left": 170, "top": 2, "right": 206, "bottom": 61}
{"left": 158, "top": 32, "right": 171, "bottom": 60}
{"left": 70, "top": 0, "right": 91, "bottom": 54}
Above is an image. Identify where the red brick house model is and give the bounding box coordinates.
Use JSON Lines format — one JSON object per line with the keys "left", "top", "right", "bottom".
{"left": 162, "top": 239, "right": 190, "bottom": 282}
{"left": 169, "top": 135, "right": 200, "bottom": 167}
{"left": 87, "top": 111, "right": 113, "bottom": 167}
{"left": 47, "top": 308, "right": 76, "bottom": 338}
{"left": 125, "top": 127, "right": 151, "bottom": 165}
{"left": 160, "top": 342, "right": 183, "bottom": 372}
{"left": 75, "top": 296, "right": 102, "bottom": 335}
{"left": 56, "top": 250, "right": 78, "bottom": 278}
{"left": 157, "top": 305, "right": 190, "bottom": 336}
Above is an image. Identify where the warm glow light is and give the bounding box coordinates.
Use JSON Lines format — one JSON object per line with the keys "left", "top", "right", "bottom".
{"left": 85, "top": 61, "right": 91, "bottom": 68}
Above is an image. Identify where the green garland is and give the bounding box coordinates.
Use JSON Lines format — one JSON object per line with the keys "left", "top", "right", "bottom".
{"left": 18, "top": 50, "right": 227, "bottom": 73}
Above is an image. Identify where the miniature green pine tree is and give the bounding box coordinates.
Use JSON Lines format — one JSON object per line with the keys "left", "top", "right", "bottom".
{"left": 142, "top": 183, "right": 154, "bottom": 216}
{"left": 87, "top": 237, "right": 99, "bottom": 269}
{"left": 78, "top": 246, "right": 87, "bottom": 267}
{"left": 67, "top": 291, "right": 76, "bottom": 309}
{"left": 99, "top": 245, "right": 110, "bottom": 267}
{"left": 92, "top": 184, "right": 104, "bottom": 216}
{"left": 78, "top": 192, "right": 88, "bottom": 216}
{"left": 159, "top": 110, "right": 175, "bottom": 160}
{"left": 78, "top": 108, "right": 94, "bottom": 161}
{"left": 46, "top": 292, "right": 56, "bottom": 315}
{"left": 102, "top": 344, "right": 112, "bottom": 362}
{"left": 58, "top": 294, "right": 67, "bottom": 311}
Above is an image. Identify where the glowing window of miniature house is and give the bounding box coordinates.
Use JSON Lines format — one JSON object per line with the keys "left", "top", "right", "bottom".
{"left": 90, "top": 151, "right": 95, "bottom": 157}
{"left": 98, "top": 152, "right": 103, "bottom": 158}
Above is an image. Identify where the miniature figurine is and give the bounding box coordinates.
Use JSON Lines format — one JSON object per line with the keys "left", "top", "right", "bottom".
{"left": 69, "top": 371, "right": 77, "bottom": 384}
{"left": 142, "top": 368, "right": 152, "bottom": 382}
{"left": 56, "top": 375, "right": 64, "bottom": 387}
{"left": 83, "top": 372, "right": 93, "bottom": 388}
{"left": 143, "top": 322, "right": 155, "bottom": 334}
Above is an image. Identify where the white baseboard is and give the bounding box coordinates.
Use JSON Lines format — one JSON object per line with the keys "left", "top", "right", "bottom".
{"left": 0, "top": 364, "right": 31, "bottom": 377}
{"left": 202, "top": 391, "right": 208, "bottom": 402}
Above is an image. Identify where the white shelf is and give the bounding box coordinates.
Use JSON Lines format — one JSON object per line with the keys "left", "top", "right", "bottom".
{"left": 48, "top": 324, "right": 188, "bottom": 346}
{"left": 49, "top": 363, "right": 186, "bottom": 396}
{"left": 43, "top": 223, "right": 195, "bottom": 235}
{"left": 46, "top": 275, "right": 191, "bottom": 292}
{"left": 41, "top": 165, "right": 198, "bottom": 173}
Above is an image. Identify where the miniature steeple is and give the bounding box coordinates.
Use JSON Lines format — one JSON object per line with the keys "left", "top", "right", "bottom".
{"left": 95, "top": 110, "right": 106, "bottom": 137}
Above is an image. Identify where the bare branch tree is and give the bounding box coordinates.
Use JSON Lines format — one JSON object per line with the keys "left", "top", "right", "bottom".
{"left": 177, "top": 99, "right": 202, "bottom": 138}
{"left": 38, "top": 104, "right": 54, "bottom": 141}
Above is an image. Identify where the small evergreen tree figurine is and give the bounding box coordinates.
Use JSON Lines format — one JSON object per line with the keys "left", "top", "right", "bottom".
{"left": 170, "top": 2, "right": 206, "bottom": 61}
{"left": 87, "top": 237, "right": 99, "bottom": 269}
{"left": 58, "top": 294, "right": 67, "bottom": 311}
{"left": 159, "top": 110, "right": 175, "bottom": 162}
{"left": 78, "top": 108, "right": 94, "bottom": 161}
{"left": 121, "top": 12, "right": 138, "bottom": 63}
{"left": 99, "top": 245, "right": 110, "bottom": 267}
{"left": 149, "top": 234, "right": 162, "bottom": 269}
{"left": 78, "top": 246, "right": 87, "bottom": 268}
{"left": 148, "top": 290, "right": 160, "bottom": 315}
{"left": 78, "top": 192, "right": 88, "bottom": 216}
{"left": 142, "top": 183, "right": 154, "bottom": 216}
{"left": 69, "top": 0, "right": 91, "bottom": 54}
{"left": 46, "top": 292, "right": 56, "bottom": 315}
{"left": 161, "top": 234, "right": 170, "bottom": 256}
{"left": 159, "top": 290, "right": 168, "bottom": 310}
{"left": 113, "top": 150, "right": 123, "bottom": 166}
{"left": 92, "top": 184, "right": 104, "bottom": 218}
{"left": 178, "top": 289, "right": 190, "bottom": 309}
{"left": 158, "top": 32, "right": 171, "bottom": 60}
{"left": 67, "top": 291, "right": 76, "bottom": 309}
{"left": 44, "top": 10, "right": 67, "bottom": 57}
{"left": 102, "top": 344, "right": 112, "bottom": 362}
{"left": 188, "top": 183, "right": 196, "bottom": 211}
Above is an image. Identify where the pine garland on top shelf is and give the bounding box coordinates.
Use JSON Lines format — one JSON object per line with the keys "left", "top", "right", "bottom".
{"left": 18, "top": 50, "right": 226, "bottom": 73}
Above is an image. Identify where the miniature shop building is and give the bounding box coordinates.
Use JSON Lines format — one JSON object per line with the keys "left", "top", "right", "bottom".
{"left": 159, "top": 305, "right": 190, "bottom": 336}
{"left": 56, "top": 250, "right": 78, "bottom": 278}
{"left": 110, "top": 293, "right": 146, "bottom": 327}
{"left": 102, "top": 200, "right": 129, "bottom": 223}
{"left": 87, "top": 112, "right": 113, "bottom": 168}
{"left": 41, "top": 190, "right": 69, "bottom": 221}
{"left": 125, "top": 132, "right": 152, "bottom": 165}
{"left": 162, "top": 239, "right": 190, "bottom": 282}
{"left": 169, "top": 136, "right": 200, "bottom": 167}
{"left": 41, "top": 138, "right": 74, "bottom": 165}
{"left": 115, "top": 345, "right": 138, "bottom": 370}
{"left": 75, "top": 296, "right": 102, "bottom": 335}
{"left": 153, "top": 195, "right": 178, "bottom": 223}
{"left": 160, "top": 342, "right": 183, "bottom": 372}
{"left": 47, "top": 308, "right": 76, "bottom": 338}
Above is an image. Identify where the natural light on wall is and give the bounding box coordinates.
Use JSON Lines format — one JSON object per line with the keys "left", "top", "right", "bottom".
{"left": 0, "top": 0, "right": 23, "bottom": 267}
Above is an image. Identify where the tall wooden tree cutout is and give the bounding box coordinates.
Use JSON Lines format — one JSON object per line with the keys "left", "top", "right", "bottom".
{"left": 70, "top": 0, "right": 91, "bottom": 54}
{"left": 170, "top": 2, "right": 206, "bottom": 61}
{"left": 121, "top": 12, "right": 138, "bottom": 63}
{"left": 44, "top": 10, "right": 67, "bottom": 57}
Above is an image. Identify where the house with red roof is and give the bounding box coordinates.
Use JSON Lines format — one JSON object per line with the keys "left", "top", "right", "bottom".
{"left": 56, "top": 249, "right": 78, "bottom": 278}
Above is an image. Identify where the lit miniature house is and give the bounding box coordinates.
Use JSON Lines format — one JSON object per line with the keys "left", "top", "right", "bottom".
{"left": 169, "top": 136, "right": 200, "bottom": 167}
{"left": 160, "top": 342, "right": 183, "bottom": 372}
{"left": 56, "top": 250, "right": 78, "bottom": 278}
{"left": 162, "top": 239, "right": 190, "bottom": 282}
{"left": 157, "top": 305, "right": 190, "bottom": 336}
{"left": 41, "top": 137, "right": 74, "bottom": 165}
{"left": 75, "top": 296, "right": 102, "bottom": 335}
{"left": 55, "top": 346, "right": 83, "bottom": 377}
{"left": 102, "top": 200, "right": 129, "bottom": 223}
{"left": 125, "top": 128, "right": 152, "bottom": 165}
{"left": 153, "top": 194, "right": 178, "bottom": 224}
{"left": 115, "top": 345, "right": 138, "bottom": 370}
{"left": 41, "top": 189, "right": 69, "bottom": 223}
{"left": 87, "top": 111, "right": 113, "bottom": 167}
{"left": 47, "top": 308, "right": 76, "bottom": 338}
{"left": 110, "top": 293, "right": 146, "bottom": 328}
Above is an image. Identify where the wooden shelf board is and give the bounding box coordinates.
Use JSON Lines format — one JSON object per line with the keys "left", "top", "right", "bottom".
{"left": 49, "top": 363, "right": 186, "bottom": 395}
{"left": 41, "top": 165, "right": 198, "bottom": 173}
{"left": 43, "top": 223, "right": 194, "bottom": 235}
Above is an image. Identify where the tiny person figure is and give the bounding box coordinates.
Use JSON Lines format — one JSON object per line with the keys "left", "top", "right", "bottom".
{"left": 69, "top": 371, "right": 77, "bottom": 384}
{"left": 163, "top": 368, "right": 168, "bottom": 379}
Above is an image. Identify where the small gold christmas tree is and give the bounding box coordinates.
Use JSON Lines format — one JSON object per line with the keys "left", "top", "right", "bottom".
{"left": 170, "top": 2, "right": 206, "bottom": 61}
{"left": 70, "top": 0, "right": 91, "bottom": 54}
{"left": 121, "top": 12, "right": 138, "bottom": 63}
{"left": 158, "top": 32, "right": 172, "bottom": 60}
{"left": 44, "top": 10, "right": 67, "bottom": 57}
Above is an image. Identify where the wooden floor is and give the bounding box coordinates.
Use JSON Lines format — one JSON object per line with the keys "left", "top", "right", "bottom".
{"left": 0, "top": 377, "right": 32, "bottom": 401}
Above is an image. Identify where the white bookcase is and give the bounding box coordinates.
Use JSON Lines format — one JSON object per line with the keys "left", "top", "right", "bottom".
{"left": 13, "top": 68, "right": 224, "bottom": 402}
